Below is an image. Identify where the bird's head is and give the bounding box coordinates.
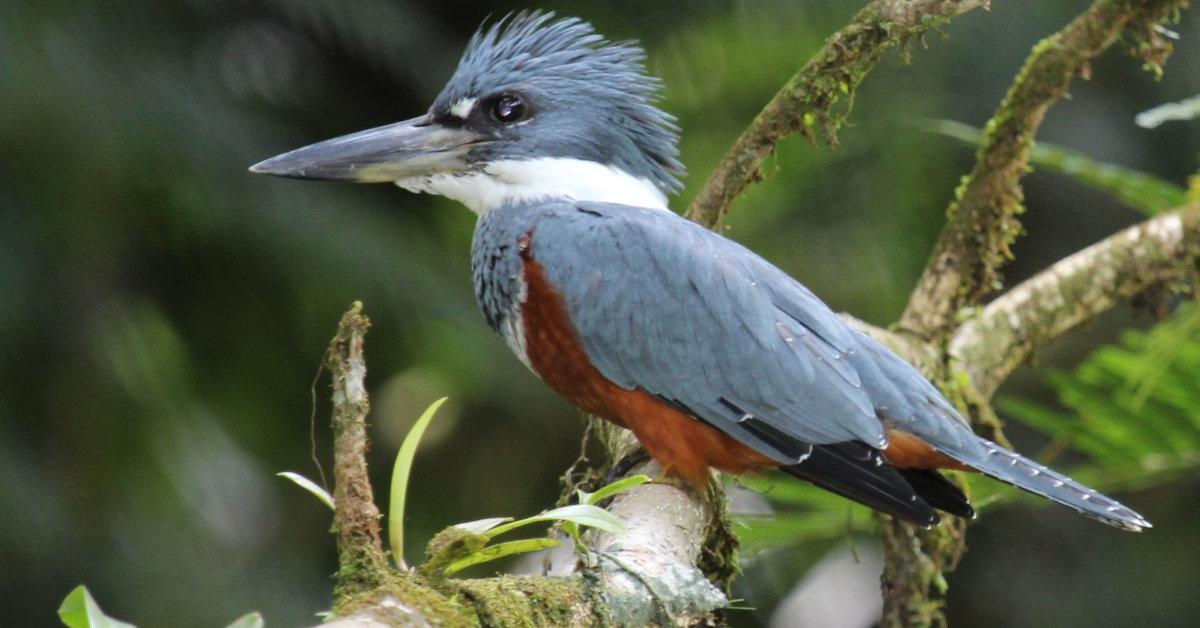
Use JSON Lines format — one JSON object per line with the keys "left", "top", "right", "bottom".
{"left": 250, "top": 12, "right": 684, "bottom": 213}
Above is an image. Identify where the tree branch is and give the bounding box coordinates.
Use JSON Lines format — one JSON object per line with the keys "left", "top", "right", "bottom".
{"left": 899, "top": 0, "right": 1188, "bottom": 339}
{"left": 950, "top": 203, "right": 1200, "bottom": 398}
{"left": 883, "top": 3, "right": 1186, "bottom": 625}
{"left": 327, "top": 301, "right": 391, "bottom": 598}
{"left": 684, "top": 0, "right": 989, "bottom": 228}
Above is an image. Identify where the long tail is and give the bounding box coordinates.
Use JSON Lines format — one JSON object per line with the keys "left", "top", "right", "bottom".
{"left": 968, "top": 438, "right": 1150, "bottom": 531}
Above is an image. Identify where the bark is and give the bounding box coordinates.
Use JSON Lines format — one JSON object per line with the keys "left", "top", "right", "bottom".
{"left": 950, "top": 204, "right": 1200, "bottom": 398}
{"left": 327, "top": 302, "right": 392, "bottom": 599}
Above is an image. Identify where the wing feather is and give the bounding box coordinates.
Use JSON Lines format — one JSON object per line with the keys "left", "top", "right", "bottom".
{"left": 531, "top": 202, "right": 889, "bottom": 461}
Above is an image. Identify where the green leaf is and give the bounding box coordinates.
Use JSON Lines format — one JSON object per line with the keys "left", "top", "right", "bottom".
{"left": 389, "top": 397, "right": 449, "bottom": 569}
{"left": 576, "top": 474, "right": 652, "bottom": 505}
{"left": 443, "top": 538, "right": 560, "bottom": 575}
{"left": 223, "top": 612, "right": 264, "bottom": 628}
{"left": 58, "top": 586, "right": 136, "bottom": 628}
{"left": 928, "top": 119, "right": 1187, "bottom": 215}
{"left": 276, "top": 472, "right": 334, "bottom": 511}
{"left": 484, "top": 504, "right": 625, "bottom": 539}
{"left": 452, "top": 517, "right": 513, "bottom": 535}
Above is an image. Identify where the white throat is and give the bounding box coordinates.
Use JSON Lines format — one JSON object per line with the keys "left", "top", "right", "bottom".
{"left": 394, "top": 157, "right": 669, "bottom": 214}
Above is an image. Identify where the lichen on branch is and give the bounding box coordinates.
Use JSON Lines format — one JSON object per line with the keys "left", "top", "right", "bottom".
{"left": 900, "top": 0, "right": 1189, "bottom": 339}
{"left": 327, "top": 301, "right": 392, "bottom": 599}
{"left": 950, "top": 203, "right": 1200, "bottom": 398}
{"left": 685, "top": 0, "right": 989, "bottom": 229}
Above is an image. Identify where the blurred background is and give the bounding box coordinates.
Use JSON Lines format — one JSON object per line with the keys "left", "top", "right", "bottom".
{"left": 2, "top": 1, "right": 1198, "bottom": 626}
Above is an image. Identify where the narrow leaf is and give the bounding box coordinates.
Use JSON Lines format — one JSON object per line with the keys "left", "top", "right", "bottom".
{"left": 577, "top": 474, "right": 652, "bottom": 505}
{"left": 276, "top": 472, "right": 334, "bottom": 511}
{"left": 484, "top": 504, "right": 625, "bottom": 539}
{"left": 452, "top": 517, "right": 513, "bottom": 535}
{"left": 444, "top": 538, "right": 560, "bottom": 575}
{"left": 389, "top": 397, "right": 449, "bottom": 568}
{"left": 58, "top": 586, "right": 136, "bottom": 628}
{"left": 928, "top": 119, "right": 1187, "bottom": 215}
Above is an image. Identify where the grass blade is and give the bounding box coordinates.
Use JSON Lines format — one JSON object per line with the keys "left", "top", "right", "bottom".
{"left": 453, "top": 517, "right": 514, "bottom": 535}
{"left": 276, "top": 472, "right": 335, "bottom": 511}
{"left": 443, "top": 538, "right": 560, "bottom": 575}
{"left": 388, "top": 397, "right": 448, "bottom": 569}
{"left": 576, "top": 474, "right": 651, "bottom": 505}
{"left": 484, "top": 504, "right": 625, "bottom": 539}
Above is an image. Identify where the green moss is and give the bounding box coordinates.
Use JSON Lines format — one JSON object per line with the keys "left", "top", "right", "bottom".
{"left": 419, "top": 526, "right": 491, "bottom": 580}
{"left": 880, "top": 517, "right": 968, "bottom": 628}
{"left": 450, "top": 575, "right": 596, "bottom": 627}
{"left": 908, "top": 0, "right": 1189, "bottom": 339}
{"left": 331, "top": 570, "right": 598, "bottom": 627}
{"left": 334, "top": 571, "right": 477, "bottom": 626}
{"left": 697, "top": 482, "right": 741, "bottom": 593}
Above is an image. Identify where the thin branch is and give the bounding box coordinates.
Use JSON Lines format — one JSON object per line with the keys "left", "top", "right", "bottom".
{"left": 950, "top": 203, "right": 1200, "bottom": 398}
{"left": 684, "top": 0, "right": 989, "bottom": 228}
{"left": 327, "top": 301, "right": 391, "bottom": 597}
{"left": 899, "top": 0, "right": 1188, "bottom": 339}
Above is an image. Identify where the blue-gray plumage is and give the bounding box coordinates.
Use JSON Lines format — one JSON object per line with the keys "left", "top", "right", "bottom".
{"left": 251, "top": 11, "right": 1149, "bottom": 531}
{"left": 433, "top": 13, "right": 684, "bottom": 194}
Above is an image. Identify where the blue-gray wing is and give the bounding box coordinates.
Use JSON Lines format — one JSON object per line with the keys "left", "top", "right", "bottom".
{"left": 531, "top": 202, "right": 889, "bottom": 463}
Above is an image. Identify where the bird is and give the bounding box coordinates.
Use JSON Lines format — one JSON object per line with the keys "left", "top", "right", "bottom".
{"left": 250, "top": 12, "right": 1149, "bottom": 531}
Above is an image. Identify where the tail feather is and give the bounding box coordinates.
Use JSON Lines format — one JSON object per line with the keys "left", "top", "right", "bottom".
{"left": 782, "top": 442, "right": 940, "bottom": 527}
{"left": 898, "top": 469, "right": 975, "bottom": 519}
{"left": 968, "top": 438, "right": 1150, "bottom": 532}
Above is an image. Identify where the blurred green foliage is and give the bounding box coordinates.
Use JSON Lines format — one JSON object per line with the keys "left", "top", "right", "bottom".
{"left": 2, "top": 1, "right": 1198, "bottom": 627}
{"left": 1000, "top": 302, "right": 1200, "bottom": 492}
{"left": 929, "top": 119, "right": 1190, "bottom": 215}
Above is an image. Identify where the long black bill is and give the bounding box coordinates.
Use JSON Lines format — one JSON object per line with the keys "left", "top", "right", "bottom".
{"left": 248, "top": 115, "right": 487, "bottom": 183}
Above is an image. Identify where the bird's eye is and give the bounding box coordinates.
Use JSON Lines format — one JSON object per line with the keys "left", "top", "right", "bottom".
{"left": 492, "top": 95, "right": 527, "bottom": 123}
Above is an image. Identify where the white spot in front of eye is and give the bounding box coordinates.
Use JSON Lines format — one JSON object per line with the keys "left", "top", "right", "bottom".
{"left": 450, "top": 97, "right": 477, "bottom": 119}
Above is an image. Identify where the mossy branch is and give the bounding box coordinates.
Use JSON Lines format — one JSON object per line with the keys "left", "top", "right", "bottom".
{"left": 950, "top": 202, "right": 1200, "bottom": 398}
{"left": 684, "top": 0, "right": 989, "bottom": 228}
{"left": 327, "top": 301, "right": 391, "bottom": 598}
{"left": 899, "top": 0, "right": 1189, "bottom": 339}
{"left": 883, "top": 3, "right": 1186, "bottom": 625}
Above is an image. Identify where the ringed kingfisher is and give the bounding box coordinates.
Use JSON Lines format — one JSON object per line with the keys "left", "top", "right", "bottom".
{"left": 251, "top": 12, "right": 1148, "bottom": 531}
